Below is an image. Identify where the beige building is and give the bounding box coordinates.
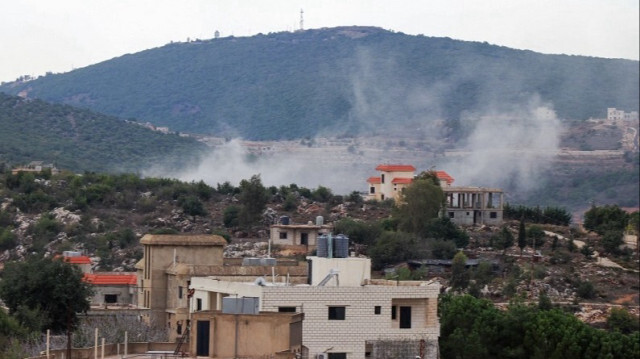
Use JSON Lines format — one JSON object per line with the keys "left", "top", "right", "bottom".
{"left": 136, "top": 234, "right": 226, "bottom": 337}
{"left": 136, "top": 234, "right": 308, "bottom": 341}
{"left": 443, "top": 187, "right": 504, "bottom": 226}
{"left": 365, "top": 165, "right": 504, "bottom": 226}
{"left": 366, "top": 165, "right": 456, "bottom": 202}
{"left": 270, "top": 220, "right": 333, "bottom": 252}
{"left": 190, "top": 256, "right": 440, "bottom": 359}
{"left": 189, "top": 310, "right": 304, "bottom": 358}
{"left": 366, "top": 164, "right": 416, "bottom": 201}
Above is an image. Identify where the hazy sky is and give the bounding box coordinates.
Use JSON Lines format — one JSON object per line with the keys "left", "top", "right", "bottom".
{"left": 1, "top": 0, "right": 638, "bottom": 83}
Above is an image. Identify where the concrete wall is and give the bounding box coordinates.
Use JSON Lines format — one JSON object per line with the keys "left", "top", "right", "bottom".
{"left": 189, "top": 311, "right": 303, "bottom": 358}
{"left": 308, "top": 256, "right": 371, "bottom": 287}
{"left": 91, "top": 285, "right": 135, "bottom": 306}
{"left": 260, "top": 284, "right": 440, "bottom": 359}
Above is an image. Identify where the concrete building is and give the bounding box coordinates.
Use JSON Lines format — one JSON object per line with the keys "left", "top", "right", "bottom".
{"left": 366, "top": 164, "right": 416, "bottom": 201}
{"left": 270, "top": 217, "right": 333, "bottom": 253}
{"left": 190, "top": 256, "right": 440, "bottom": 359}
{"left": 189, "top": 310, "right": 304, "bottom": 358}
{"left": 443, "top": 186, "right": 504, "bottom": 226}
{"left": 365, "top": 165, "right": 503, "bottom": 226}
{"left": 84, "top": 273, "right": 138, "bottom": 307}
{"left": 608, "top": 107, "right": 639, "bottom": 122}
{"left": 135, "top": 234, "right": 308, "bottom": 341}
{"left": 366, "top": 165, "right": 456, "bottom": 202}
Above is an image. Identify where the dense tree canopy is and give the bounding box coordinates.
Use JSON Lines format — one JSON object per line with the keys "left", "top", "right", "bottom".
{"left": 0, "top": 257, "right": 93, "bottom": 333}
{"left": 394, "top": 175, "right": 444, "bottom": 237}
{"left": 439, "top": 294, "right": 640, "bottom": 359}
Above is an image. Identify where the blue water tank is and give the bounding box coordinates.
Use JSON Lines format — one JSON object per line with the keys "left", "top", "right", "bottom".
{"left": 333, "top": 234, "right": 349, "bottom": 258}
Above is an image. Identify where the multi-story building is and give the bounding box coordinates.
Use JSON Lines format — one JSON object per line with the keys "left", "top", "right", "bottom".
{"left": 190, "top": 256, "right": 440, "bottom": 359}
{"left": 608, "top": 107, "right": 639, "bottom": 122}
{"left": 135, "top": 234, "right": 308, "bottom": 341}
{"left": 443, "top": 186, "right": 504, "bottom": 226}
{"left": 365, "top": 165, "right": 503, "bottom": 226}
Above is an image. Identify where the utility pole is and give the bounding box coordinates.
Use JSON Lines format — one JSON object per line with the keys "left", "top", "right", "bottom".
{"left": 299, "top": 9, "right": 304, "bottom": 31}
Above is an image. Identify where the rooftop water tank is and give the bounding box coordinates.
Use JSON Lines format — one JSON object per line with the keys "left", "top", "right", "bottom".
{"left": 316, "top": 216, "right": 324, "bottom": 226}
{"left": 333, "top": 234, "right": 349, "bottom": 258}
{"left": 280, "top": 216, "right": 290, "bottom": 225}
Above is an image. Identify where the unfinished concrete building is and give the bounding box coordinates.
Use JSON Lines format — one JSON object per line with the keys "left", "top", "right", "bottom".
{"left": 443, "top": 187, "right": 504, "bottom": 226}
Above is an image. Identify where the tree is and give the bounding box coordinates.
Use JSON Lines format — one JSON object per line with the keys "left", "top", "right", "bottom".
{"left": 527, "top": 225, "right": 545, "bottom": 248}
{"left": 0, "top": 257, "right": 93, "bottom": 356}
{"left": 518, "top": 218, "right": 526, "bottom": 256}
{"left": 584, "top": 205, "right": 629, "bottom": 234}
{"left": 368, "top": 231, "right": 419, "bottom": 269}
{"left": 393, "top": 175, "right": 444, "bottom": 237}
{"left": 450, "top": 251, "right": 470, "bottom": 291}
{"left": 495, "top": 226, "right": 514, "bottom": 254}
{"left": 238, "top": 175, "right": 269, "bottom": 228}
{"left": 601, "top": 230, "right": 624, "bottom": 254}
{"left": 178, "top": 195, "right": 207, "bottom": 219}
{"left": 607, "top": 308, "right": 640, "bottom": 334}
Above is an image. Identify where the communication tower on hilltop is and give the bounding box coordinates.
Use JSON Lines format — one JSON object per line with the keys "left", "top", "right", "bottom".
{"left": 299, "top": 9, "right": 304, "bottom": 31}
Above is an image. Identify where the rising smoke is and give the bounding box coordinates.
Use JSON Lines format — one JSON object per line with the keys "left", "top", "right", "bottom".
{"left": 441, "top": 95, "right": 563, "bottom": 192}
{"left": 147, "top": 50, "right": 564, "bottom": 197}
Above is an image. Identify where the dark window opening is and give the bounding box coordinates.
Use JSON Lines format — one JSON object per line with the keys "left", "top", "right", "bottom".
{"left": 178, "top": 286, "right": 183, "bottom": 299}
{"left": 374, "top": 306, "right": 381, "bottom": 315}
{"left": 490, "top": 212, "right": 497, "bottom": 218}
{"left": 448, "top": 212, "right": 454, "bottom": 218}
{"left": 370, "top": 186, "right": 375, "bottom": 194}
{"left": 381, "top": 194, "right": 385, "bottom": 200}
{"left": 381, "top": 174, "right": 385, "bottom": 184}
{"left": 177, "top": 322, "right": 182, "bottom": 335}
{"left": 328, "top": 306, "right": 345, "bottom": 320}
{"left": 391, "top": 305, "right": 397, "bottom": 320}
{"left": 279, "top": 232, "right": 287, "bottom": 239}
{"left": 279, "top": 306, "right": 296, "bottom": 312}
{"left": 301, "top": 233, "right": 308, "bottom": 245}
{"left": 328, "top": 354, "right": 347, "bottom": 359}
{"left": 400, "top": 306, "right": 412, "bottom": 329}
{"left": 196, "top": 298, "right": 202, "bottom": 311}
{"left": 104, "top": 294, "right": 118, "bottom": 304}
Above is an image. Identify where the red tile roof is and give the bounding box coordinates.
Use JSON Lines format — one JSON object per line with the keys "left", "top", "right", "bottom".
{"left": 367, "top": 176, "right": 381, "bottom": 184}
{"left": 63, "top": 256, "right": 92, "bottom": 265}
{"left": 375, "top": 164, "right": 416, "bottom": 172}
{"left": 83, "top": 273, "right": 137, "bottom": 286}
{"left": 436, "top": 171, "right": 455, "bottom": 185}
{"left": 392, "top": 177, "right": 413, "bottom": 184}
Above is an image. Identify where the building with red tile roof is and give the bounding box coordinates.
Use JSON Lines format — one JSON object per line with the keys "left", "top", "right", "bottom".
{"left": 435, "top": 171, "right": 455, "bottom": 186}
{"left": 366, "top": 164, "right": 416, "bottom": 202}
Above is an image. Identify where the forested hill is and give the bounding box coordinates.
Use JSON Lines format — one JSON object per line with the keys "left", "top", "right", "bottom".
{"left": 0, "top": 93, "right": 207, "bottom": 173}
{"left": 1, "top": 26, "right": 638, "bottom": 140}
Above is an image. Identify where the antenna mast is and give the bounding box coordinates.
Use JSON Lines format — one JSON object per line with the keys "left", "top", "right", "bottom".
{"left": 299, "top": 9, "right": 304, "bottom": 31}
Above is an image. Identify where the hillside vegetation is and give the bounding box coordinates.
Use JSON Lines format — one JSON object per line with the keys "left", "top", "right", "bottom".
{"left": 2, "top": 26, "right": 637, "bottom": 139}
{"left": 0, "top": 93, "right": 207, "bottom": 173}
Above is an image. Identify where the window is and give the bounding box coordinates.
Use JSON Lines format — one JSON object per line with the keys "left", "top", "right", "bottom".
{"left": 370, "top": 186, "right": 375, "bottom": 194}
{"left": 196, "top": 298, "right": 202, "bottom": 311}
{"left": 399, "top": 306, "right": 412, "bottom": 329}
{"left": 328, "top": 306, "right": 345, "bottom": 320}
{"left": 448, "top": 212, "right": 454, "bottom": 218}
{"left": 279, "top": 232, "right": 288, "bottom": 239}
{"left": 177, "top": 322, "right": 182, "bottom": 335}
{"left": 278, "top": 306, "right": 296, "bottom": 312}
{"left": 104, "top": 294, "right": 118, "bottom": 304}
{"left": 391, "top": 305, "right": 397, "bottom": 320}
{"left": 301, "top": 232, "right": 308, "bottom": 245}
{"left": 374, "top": 306, "right": 381, "bottom": 314}
{"left": 328, "top": 354, "right": 347, "bottom": 359}
{"left": 381, "top": 194, "right": 385, "bottom": 200}
{"left": 381, "top": 174, "right": 385, "bottom": 183}
{"left": 178, "top": 286, "right": 183, "bottom": 299}
{"left": 490, "top": 212, "right": 497, "bottom": 218}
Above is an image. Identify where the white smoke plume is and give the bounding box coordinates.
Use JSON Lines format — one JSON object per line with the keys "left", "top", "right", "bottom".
{"left": 441, "top": 95, "right": 562, "bottom": 192}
